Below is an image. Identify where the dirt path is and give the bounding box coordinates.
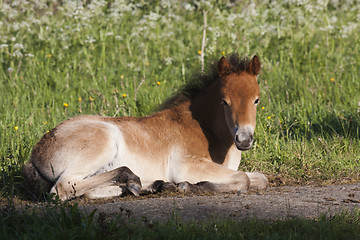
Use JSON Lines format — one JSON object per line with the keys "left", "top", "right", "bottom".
{"left": 73, "top": 183, "right": 360, "bottom": 222}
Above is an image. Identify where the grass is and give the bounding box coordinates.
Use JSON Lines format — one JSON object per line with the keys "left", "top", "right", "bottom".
{"left": 1, "top": 0, "right": 360, "bottom": 238}
{"left": 1, "top": 201, "right": 360, "bottom": 240}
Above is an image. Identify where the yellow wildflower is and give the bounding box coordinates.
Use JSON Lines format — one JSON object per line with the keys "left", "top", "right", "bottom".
{"left": 122, "top": 93, "right": 127, "bottom": 98}
{"left": 222, "top": 51, "right": 225, "bottom": 55}
{"left": 78, "top": 97, "right": 82, "bottom": 102}
{"left": 261, "top": 107, "right": 265, "bottom": 110}
{"left": 14, "top": 126, "right": 18, "bottom": 130}
{"left": 197, "top": 50, "right": 202, "bottom": 55}
{"left": 157, "top": 81, "right": 161, "bottom": 86}
{"left": 46, "top": 54, "right": 52, "bottom": 58}
{"left": 330, "top": 77, "right": 335, "bottom": 82}
{"left": 63, "top": 103, "right": 69, "bottom": 107}
{"left": 43, "top": 121, "right": 48, "bottom": 125}
{"left": 120, "top": 75, "right": 124, "bottom": 79}
{"left": 89, "top": 96, "right": 94, "bottom": 101}
{"left": 267, "top": 116, "right": 272, "bottom": 120}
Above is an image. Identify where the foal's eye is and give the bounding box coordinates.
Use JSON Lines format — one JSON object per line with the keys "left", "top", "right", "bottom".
{"left": 222, "top": 99, "right": 229, "bottom": 106}
{"left": 254, "top": 98, "right": 260, "bottom": 105}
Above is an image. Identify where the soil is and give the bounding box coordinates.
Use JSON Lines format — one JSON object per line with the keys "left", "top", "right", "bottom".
{"left": 4, "top": 183, "right": 360, "bottom": 222}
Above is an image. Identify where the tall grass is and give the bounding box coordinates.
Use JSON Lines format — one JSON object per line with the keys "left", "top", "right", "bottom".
{"left": 1, "top": 0, "right": 360, "bottom": 197}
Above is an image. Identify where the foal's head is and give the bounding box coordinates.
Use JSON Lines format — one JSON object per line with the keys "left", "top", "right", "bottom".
{"left": 218, "top": 55, "right": 261, "bottom": 150}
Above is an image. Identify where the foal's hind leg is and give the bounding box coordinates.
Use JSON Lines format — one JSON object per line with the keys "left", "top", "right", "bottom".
{"left": 83, "top": 184, "right": 123, "bottom": 199}
{"left": 51, "top": 166, "right": 141, "bottom": 200}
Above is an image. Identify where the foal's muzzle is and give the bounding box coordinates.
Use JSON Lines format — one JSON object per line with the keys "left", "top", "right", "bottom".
{"left": 234, "top": 127, "right": 254, "bottom": 151}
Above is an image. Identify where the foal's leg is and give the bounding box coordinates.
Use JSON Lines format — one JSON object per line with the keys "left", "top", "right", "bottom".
{"left": 177, "top": 181, "right": 217, "bottom": 193}
{"left": 141, "top": 180, "right": 178, "bottom": 195}
{"left": 83, "top": 184, "right": 124, "bottom": 199}
{"left": 245, "top": 172, "right": 268, "bottom": 192}
{"left": 51, "top": 166, "right": 141, "bottom": 200}
{"left": 171, "top": 158, "right": 251, "bottom": 193}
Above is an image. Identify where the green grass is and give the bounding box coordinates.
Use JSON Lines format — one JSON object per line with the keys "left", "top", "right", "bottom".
{"left": 1, "top": 0, "right": 360, "bottom": 237}
{"left": 2, "top": 0, "right": 359, "bottom": 191}
{"left": 1, "top": 201, "right": 360, "bottom": 240}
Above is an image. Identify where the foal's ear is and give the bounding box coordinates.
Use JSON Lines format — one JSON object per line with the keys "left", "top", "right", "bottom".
{"left": 246, "top": 55, "right": 261, "bottom": 76}
{"left": 217, "top": 56, "right": 232, "bottom": 77}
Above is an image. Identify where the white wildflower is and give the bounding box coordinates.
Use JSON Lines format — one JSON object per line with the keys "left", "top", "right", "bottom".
{"left": 20, "top": 21, "right": 30, "bottom": 29}
{"left": 248, "top": 3, "right": 258, "bottom": 17}
{"left": 7, "top": 67, "right": 14, "bottom": 73}
{"left": 165, "top": 57, "right": 173, "bottom": 65}
{"left": 341, "top": 22, "right": 358, "bottom": 38}
{"left": 317, "top": 0, "right": 328, "bottom": 7}
{"left": 13, "top": 50, "right": 23, "bottom": 58}
{"left": 13, "top": 43, "right": 24, "bottom": 49}
{"left": 85, "top": 36, "right": 96, "bottom": 44}
{"left": 195, "top": 0, "right": 212, "bottom": 10}
{"left": 183, "top": 3, "right": 195, "bottom": 11}
{"left": 0, "top": 44, "right": 9, "bottom": 49}
{"left": 330, "top": 16, "right": 337, "bottom": 24}
{"left": 160, "top": 0, "right": 172, "bottom": 9}
{"left": 207, "top": 45, "right": 215, "bottom": 55}
{"left": 330, "top": 0, "right": 340, "bottom": 8}
{"left": 147, "top": 12, "right": 161, "bottom": 21}
{"left": 230, "top": 33, "right": 237, "bottom": 44}
{"left": 11, "top": 22, "right": 20, "bottom": 31}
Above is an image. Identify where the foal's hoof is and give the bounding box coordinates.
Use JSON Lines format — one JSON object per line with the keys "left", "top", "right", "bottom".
{"left": 148, "top": 180, "right": 165, "bottom": 193}
{"left": 126, "top": 180, "right": 141, "bottom": 196}
{"left": 236, "top": 189, "right": 248, "bottom": 195}
{"left": 146, "top": 180, "right": 178, "bottom": 194}
{"left": 178, "top": 181, "right": 195, "bottom": 193}
{"left": 196, "top": 181, "right": 216, "bottom": 192}
{"left": 160, "top": 182, "right": 177, "bottom": 192}
{"left": 178, "top": 181, "right": 216, "bottom": 193}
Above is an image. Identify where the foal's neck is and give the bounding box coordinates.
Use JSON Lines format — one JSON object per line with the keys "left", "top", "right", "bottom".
{"left": 189, "top": 80, "right": 234, "bottom": 164}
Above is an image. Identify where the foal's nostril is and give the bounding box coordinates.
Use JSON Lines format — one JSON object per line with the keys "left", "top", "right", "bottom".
{"left": 235, "top": 135, "right": 242, "bottom": 144}
{"left": 235, "top": 134, "right": 253, "bottom": 145}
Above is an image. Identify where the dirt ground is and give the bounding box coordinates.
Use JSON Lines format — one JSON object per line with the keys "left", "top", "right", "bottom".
{"left": 71, "top": 183, "right": 360, "bottom": 222}
{"left": 5, "top": 183, "right": 360, "bottom": 222}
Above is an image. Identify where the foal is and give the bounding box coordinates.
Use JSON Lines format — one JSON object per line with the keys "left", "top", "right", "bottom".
{"left": 23, "top": 54, "right": 268, "bottom": 200}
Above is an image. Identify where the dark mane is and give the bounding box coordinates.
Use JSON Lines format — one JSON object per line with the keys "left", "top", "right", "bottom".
{"left": 159, "top": 53, "right": 250, "bottom": 110}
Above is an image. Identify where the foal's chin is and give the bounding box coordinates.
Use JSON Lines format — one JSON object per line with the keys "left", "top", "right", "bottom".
{"left": 235, "top": 142, "right": 253, "bottom": 151}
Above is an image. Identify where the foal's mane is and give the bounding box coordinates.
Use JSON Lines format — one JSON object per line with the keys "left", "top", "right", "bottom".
{"left": 159, "top": 53, "right": 250, "bottom": 110}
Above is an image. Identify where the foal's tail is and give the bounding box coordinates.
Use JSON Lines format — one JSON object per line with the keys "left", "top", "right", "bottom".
{"left": 22, "top": 162, "right": 53, "bottom": 200}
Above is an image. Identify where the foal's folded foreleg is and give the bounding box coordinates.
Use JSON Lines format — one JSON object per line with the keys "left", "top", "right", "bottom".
{"left": 51, "top": 166, "right": 141, "bottom": 200}
{"left": 171, "top": 158, "right": 268, "bottom": 194}
{"left": 171, "top": 158, "right": 252, "bottom": 193}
